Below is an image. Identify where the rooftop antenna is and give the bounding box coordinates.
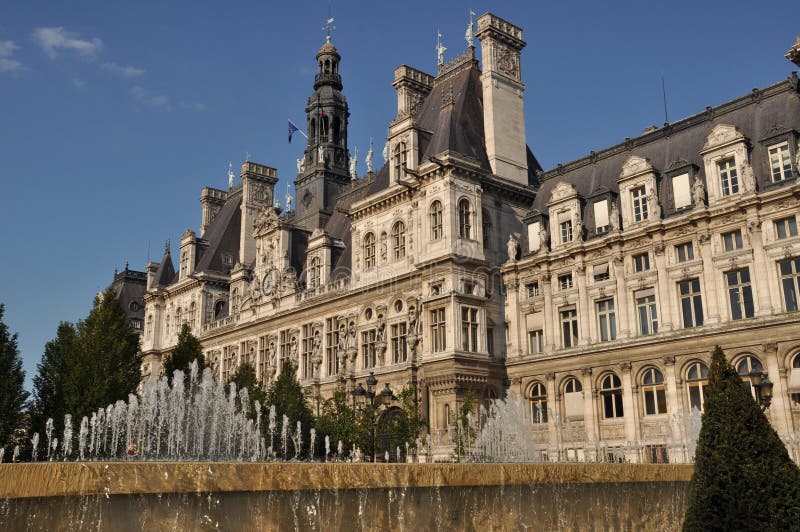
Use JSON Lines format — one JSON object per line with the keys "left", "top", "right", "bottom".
{"left": 661, "top": 73, "right": 669, "bottom": 124}
{"left": 324, "top": 0, "right": 335, "bottom": 43}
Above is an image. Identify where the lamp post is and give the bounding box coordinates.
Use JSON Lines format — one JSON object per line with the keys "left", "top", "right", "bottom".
{"left": 749, "top": 371, "right": 774, "bottom": 411}
{"left": 350, "top": 372, "right": 395, "bottom": 462}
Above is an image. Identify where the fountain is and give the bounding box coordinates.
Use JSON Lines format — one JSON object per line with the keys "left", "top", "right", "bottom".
{"left": 0, "top": 362, "right": 695, "bottom": 529}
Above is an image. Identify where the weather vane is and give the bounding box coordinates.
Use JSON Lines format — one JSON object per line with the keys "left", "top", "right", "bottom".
{"left": 323, "top": 0, "right": 336, "bottom": 42}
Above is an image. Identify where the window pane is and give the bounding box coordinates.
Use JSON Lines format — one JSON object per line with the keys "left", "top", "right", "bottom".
{"left": 645, "top": 390, "right": 655, "bottom": 415}
{"left": 657, "top": 389, "right": 667, "bottom": 414}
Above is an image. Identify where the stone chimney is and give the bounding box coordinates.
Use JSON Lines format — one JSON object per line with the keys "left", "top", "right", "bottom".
{"left": 200, "top": 187, "right": 227, "bottom": 236}
{"left": 475, "top": 13, "right": 528, "bottom": 185}
{"left": 392, "top": 65, "right": 434, "bottom": 120}
{"left": 239, "top": 161, "right": 278, "bottom": 266}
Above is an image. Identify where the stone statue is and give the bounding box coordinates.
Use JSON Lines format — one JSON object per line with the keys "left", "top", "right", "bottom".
{"left": 507, "top": 234, "right": 519, "bottom": 262}
{"left": 692, "top": 175, "right": 706, "bottom": 207}
{"left": 465, "top": 11, "right": 475, "bottom": 47}
{"left": 436, "top": 32, "right": 446, "bottom": 66}
{"left": 740, "top": 161, "right": 756, "bottom": 192}
{"left": 296, "top": 157, "right": 304, "bottom": 174}
{"left": 573, "top": 208, "right": 583, "bottom": 239}
{"left": 365, "top": 139, "right": 374, "bottom": 173}
{"left": 408, "top": 306, "right": 419, "bottom": 334}
{"left": 376, "top": 315, "right": 386, "bottom": 343}
{"left": 609, "top": 201, "right": 619, "bottom": 231}
{"left": 349, "top": 149, "right": 358, "bottom": 180}
{"left": 285, "top": 185, "right": 293, "bottom": 213}
{"left": 289, "top": 336, "right": 298, "bottom": 364}
{"left": 382, "top": 141, "right": 389, "bottom": 163}
{"left": 227, "top": 162, "right": 235, "bottom": 189}
{"left": 648, "top": 186, "right": 661, "bottom": 219}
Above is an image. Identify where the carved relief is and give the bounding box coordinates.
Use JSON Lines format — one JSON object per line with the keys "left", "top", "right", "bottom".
{"left": 549, "top": 182, "right": 578, "bottom": 203}
{"left": 495, "top": 43, "right": 520, "bottom": 80}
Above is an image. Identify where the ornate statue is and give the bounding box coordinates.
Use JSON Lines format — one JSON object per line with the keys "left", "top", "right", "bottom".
{"left": 285, "top": 185, "right": 293, "bottom": 213}
{"left": 609, "top": 201, "right": 619, "bottom": 231}
{"left": 573, "top": 207, "right": 583, "bottom": 239}
{"left": 289, "top": 335, "right": 298, "bottom": 364}
{"left": 465, "top": 10, "right": 475, "bottom": 47}
{"left": 648, "top": 186, "right": 661, "bottom": 219}
{"left": 740, "top": 161, "right": 756, "bottom": 192}
{"left": 408, "top": 305, "right": 419, "bottom": 334}
{"left": 376, "top": 315, "right": 386, "bottom": 343}
{"left": 349, "top": 148, "right": 358, "bottom": 180}
{"left": 227, "top": 162, "right": 235, "bottom": 189}
{"left": 296, "top": 157, "right": 304, "bottom": 174}
{"left": 507, "top": 234, "right": 519, "bottom": 261}
{"left": 436, "top": 31, "right": 446, "bottom": 66}
{"left": 365, "top": 138, "right": 374, "bottom": 173}
{"left": 692, "top": 175, "right": 706, "bottom": 207}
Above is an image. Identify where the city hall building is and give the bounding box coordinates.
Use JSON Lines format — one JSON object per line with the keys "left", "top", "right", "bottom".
{"left": 132, "top": 13, "right": 800, "bottom": 462}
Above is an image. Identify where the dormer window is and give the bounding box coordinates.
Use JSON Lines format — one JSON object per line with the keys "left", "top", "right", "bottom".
{"left": 718, "top": 158, "right": 739, "bottom": 196}
{"left": 768, "top": 142, "right": 794, "bottom": 182}
{"left": 631, "top": 186, "right": 649, "bottom": 222}
{"left": 222, "top": 253, "right": 233, "bottom": 267}
{"left": 308, "top": 257, "right": 321, "bottom": 288}
{"left": 560, "top": 220, "right": 573, "bottom": 243}
{"left": 593, "top": 200, "right": 609, "bottom": 234}
{"left": 393, "top": 142, "right": 407, "bottom": 180}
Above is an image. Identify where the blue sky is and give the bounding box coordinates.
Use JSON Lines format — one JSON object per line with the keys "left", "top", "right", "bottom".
{"left": 1, "top": 0, "right": 798, "bottom": 389}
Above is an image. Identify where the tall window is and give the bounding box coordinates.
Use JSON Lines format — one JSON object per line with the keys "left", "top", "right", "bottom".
{"left": 596, "top": 299, "right": 616, "bottom": 342}
{"left": 560, "top": 220, "right": 573, "bottom": 243}
{"left": 308, "top": 257, "right": 321, "bottom": 289}
{"left": 482, "top": 210, "right": 491, "bottom": 249}
{"left": 430, "top": 201, "right": 443, "bottom": 240}
{"left": 391, "top": 322, "right": 407, "bottom": 363}
{"left": 529, "top": 382, "right": 548, "bottom": 424}
{"left": 676, "top": 242, "right": 694, "bottom": 262}
{"left": 775, "top": 217, "right": 798, "bottom": 239}
{"left": 458, "top": 199, "right": 472, "bottom": 239}
{"left": 736, "top": 355, "right": 764, "bottom": 399}
{"left": 600, "top": 374, "right": 624, "bottom": 419}
{"left": 641, "top": 368, "right": 667, "bottom": 415}
{"left": 768, "top": 142, "right": 793, "bottom": 182}
{"left": 632, "top": 186, "right": 649, "bottom": 222}
{"left": 301, "top": 324, "right": 313, "bottom": 380}
{"left": 633, "top": 252, "right": 650, "bottom": 272}
{"left": 686, "top": 361, "right": 709, "bottom": 411}
{"left": 528, "top": 330, "right": 544, "bottom": 354}
{"left": 791, "top": 355, "right": 800, "bottom": 406}
{"left": 326, "top": 318, "right": 339, "bottom": 376}
{"left": 560, "top": 308, "right": 579, "bottom": 348}
{"left": 430, "top": 308, "right": 446, "bottom": 352}
{"left": 636, "top": 290, "right": 658, "bottom": 335}
{"left": 722, "top": 229, "right": 743, "bottom": 251}
{"left": 363, "top": 232, "right": 376, "bottom": 269}
{"left": 461, "top": 307, "right": 479, "bottom": 352}
{"left": 726, "top": 268, "right": 754, "bottom": 320}
{"left": 279, "top": 330, "right": 291, "bottom": 364}
{"left": 392, "top": 221, "right": 406, "bottom": 259}
{"left": 780, "top": 258, "right": 800, "bottom": 311}
{"left": 718, "top": 158, "right": 739, "bottom": 196}
{"left": 361, "top": 329, "right": 376, "bottom": 369}
{"left": 679, "top": 278, "right": 704, "bottom": 328}
{"left": 393, "top": 142, "right": 407, "bottom": 180}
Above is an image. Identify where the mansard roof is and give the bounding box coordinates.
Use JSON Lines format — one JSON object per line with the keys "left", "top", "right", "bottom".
{"left": 194, "top": 187, "right": 242, "bottom": 275}
{"left": 112, "top": 267, "right": 146, "bottom": 320}
{"left": 152, "top": 248, "right": 176, "bottom": 288}
{"left": 532, "top": 74, "right": 800, "bottom": 215}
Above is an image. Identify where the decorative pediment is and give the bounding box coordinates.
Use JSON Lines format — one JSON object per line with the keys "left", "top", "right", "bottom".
{"left": 618, "top": 155, "right": 654, "bottom": 181}
{"left": 548, "top": 182, "right": 578, "bottom": 204}
{"left": 702, "top": 124, "right": 746, "bottom": 152}
{"left": 253, "top": 206, "right": 282, "bottom": 235}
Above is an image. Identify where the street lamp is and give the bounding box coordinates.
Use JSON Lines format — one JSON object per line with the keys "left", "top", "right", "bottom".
{"left": 749, "top": 371, "right": 773, "bottom": 410}
{"left": 349, "top": 374, "right": 394, "bottom": 462}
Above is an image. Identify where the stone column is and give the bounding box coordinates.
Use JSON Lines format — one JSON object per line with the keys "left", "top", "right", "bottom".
{"left": 619, "top": 362, "right": 637, "bottom": 461}
{"left": 697, "top": 231, "right": 720, "bottom": 324}
{"left": 506, "top": 274, "right": 523, "bottom": 358}
{"left": 764, "top": 342, "right": 790, "bottom": 437}
{"left": 576, "top": 261, "right": 591, "bottom": 345}
{"left": 581, "top": 368, "right": 598, "bottom": 458}
{"left": 653, "top": 243, "right": 673, "bottom": 331}
{"left": 542, "top": 273, "right": 556, "bottom": 352}
{"left": 612, "top": 254, "right": 630, "bottom": 338}
{"left": 663, "top": 356, "right": 681, "bottom": 457}
{"left": 747, "top": 219, "right": 775, "bottom": 316}
{"left": 546, "top": 372, "right": 559, "bottom": 456}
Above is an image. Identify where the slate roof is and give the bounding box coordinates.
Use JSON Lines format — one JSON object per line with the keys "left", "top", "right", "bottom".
{"left": 532, "top": 75, "right": 800, "bottom": 229}
{"left": 152, "top": 247, "right": 176, "bottom": 287}
{"left": 194, "top": 188, "right": 242, "bottom": 275}
{"left": 112, "top": 268, "right": 147, "bottom": 320}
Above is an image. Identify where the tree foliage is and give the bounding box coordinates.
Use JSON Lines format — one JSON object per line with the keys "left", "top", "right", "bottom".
{"left": 62, "top": 286, "right": 142, "bottom": 423}
{"left": 315, "top": 381, "right": 361, "bottom": 458}
{"left": 381, "top": 385, "right": 426, "bottom": 459}
{"left": 29, "top": 322, "right": 76, "bottom": 437}
{"left": 265, "top": 359, "right": 315, "bottom": 457}
{"left": 683, "top": 346, "right": 800, "bottom": 531}
{"left": 162, "top": 323, "right": 206, "bottom": 383}
{"left": 229, "top": 362, "right": 267, "bottom": 419}
{"left": 0, "top": 304, "right": 29, "bottom": 446}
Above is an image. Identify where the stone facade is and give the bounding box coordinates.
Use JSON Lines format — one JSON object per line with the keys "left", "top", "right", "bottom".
{"left": 136, "top": 14, "right": 800, "bottom": 462}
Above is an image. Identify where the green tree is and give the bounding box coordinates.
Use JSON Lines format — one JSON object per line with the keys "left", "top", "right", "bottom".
{"left": 452, "top": 389, "right": 477, "bottom": 461}
{"left": 0, "top": 304, "right": 29, "bottom": 447}
{"left": 382, "top": 385, "right": 426, "bottom": 459}
{"left": 229, "top": 362, "right": 267, "bottom": 418}
{"left": 63, "top": 286, "right": 142, "bottom": 422}
{"left": 162, "top": 323, "right": 206, "bottom": 383}
{"left": 315, "top": 381, "right": 362, "bottom": 459}
{"left": 265, "top": 359, "right": 315, "bottom": 458}
{"left": 29, "top": 322, "right": 76, "bottom": 437}
{"left": 683, "top": 346, "right": 800, "bottom": 531}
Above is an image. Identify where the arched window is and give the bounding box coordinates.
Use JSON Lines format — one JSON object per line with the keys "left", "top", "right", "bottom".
{"left": 736, "top": 355, "right": 764, "bottom": 399}
{"left": 393, "top": 142, "right": 407, "bottom": 180}
{"left": 309, "top": 118, "right": 316, "bottom": 143}
{"left": 175, "top": 307, "right": 182, "bottom": 329}
{"left": 600, "top": 373, "right": 624, "bottom": 419}
{"left": 392, "top": 221, "right": 406, "bottom": 259}
{"left": 308, "top": 257, "right": 321, "bottom": 289}
{"left": 320, "top": 115, "right": 329, "bottom": 142}
{"left": 458, "top": 199, "right": 472, "bottom": 239}
{"left": 430, "top": 201, "right": 443, "bottom": 240}
{"left": 564, "top": 377, "right": 582, "bottom": 394}
{"left": 444, "top": 403, "right": 451, "bottom": 429}
{"left": 641, "top": 367, "right": 667, "bottom": 415}
{"left": 686, "top": 361, "right": 709, "bottom": 411}
{"left": 790, "top": 354, "right": 800, "bottom": 406}
{"left": 482, "top": 210, "right": 491, "bottom": 249}
{"left": 231, "top": 289, "right": 239, "bottom": 314}
{"left": 332, "top": 116, "right": 341, "bottom": 145}
{"left": 529, "top": 382, "right": 548, "bottom": 424}
{"left": 363, "top": 232, "right": 376, "bottom": 269}
{"left": 187, "top": 302, "right": 196, "bottom": 329}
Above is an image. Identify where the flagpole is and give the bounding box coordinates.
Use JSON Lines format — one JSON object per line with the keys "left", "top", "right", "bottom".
{"left": 288, "top": 119, "right": 308, "bottom": 140}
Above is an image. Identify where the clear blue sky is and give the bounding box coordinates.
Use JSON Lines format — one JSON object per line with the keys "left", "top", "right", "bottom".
{"left": 1, "top": 0, "right": 798, "bottom": 390}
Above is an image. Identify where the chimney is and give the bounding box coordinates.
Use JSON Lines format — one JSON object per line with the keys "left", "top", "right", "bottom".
{"left": 475, "top": 13, "right": 528, "bottom": 185}
{"left": 239, "top": 161, "right": 278, "bottom": 266}
{"left": 200, "top": 187, "right": 227, "bottom": 236}
{"left": 392, "top": 65, "right": 434, "bottom": 120}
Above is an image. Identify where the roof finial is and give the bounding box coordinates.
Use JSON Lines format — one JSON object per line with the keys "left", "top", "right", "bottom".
{"left": 436, "top": 30, "right": 446, "bottom": 66}
{"left": 465, "top": 9, "right": 476, "bottom": 48}
{"left": 324, "top": 0, "right": 335, "bottom": 43}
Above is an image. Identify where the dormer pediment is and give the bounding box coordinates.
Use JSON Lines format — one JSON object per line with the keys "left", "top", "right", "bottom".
{"left": 618, "top": 155, "right": 655, "bottom": 182}
{"left": 547, "top": 182, "right": 578, "bottom": 205}
{"left": 701, "top": 124, "right": 746, "bottom": 153}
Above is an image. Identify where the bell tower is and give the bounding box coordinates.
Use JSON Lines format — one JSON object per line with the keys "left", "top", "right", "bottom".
{"left": 293, "top": 35, "right": 351, "bottom": 231}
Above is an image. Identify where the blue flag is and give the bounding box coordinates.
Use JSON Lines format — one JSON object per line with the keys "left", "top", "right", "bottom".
{"left": 288, "top": 120, "right": 299, "bottom": 143}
